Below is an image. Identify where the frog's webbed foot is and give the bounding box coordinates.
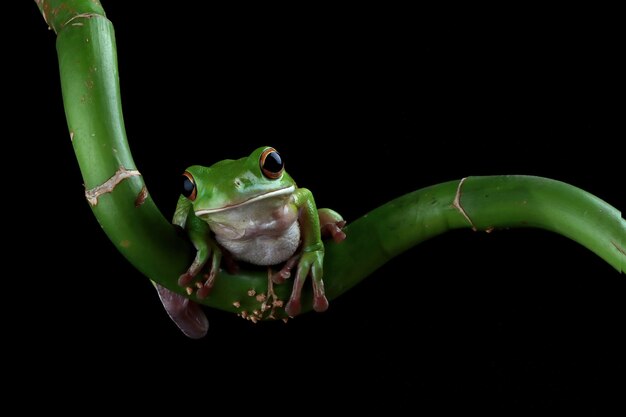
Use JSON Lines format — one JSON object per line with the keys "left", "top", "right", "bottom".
{"left": 154, "top": 282, "right": 208, "bottom": 339}
{"left": 319, "top": 208, "right": 347, "bottom": 243}
{"left": 285, "top": 250, "right": 329, "bottom": 317}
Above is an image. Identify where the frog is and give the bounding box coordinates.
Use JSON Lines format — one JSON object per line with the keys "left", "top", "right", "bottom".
{"left": 153, "top": 146, "right": 346, "bottom": 338}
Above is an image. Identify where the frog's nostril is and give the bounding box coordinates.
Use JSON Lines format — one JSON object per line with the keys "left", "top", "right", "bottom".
{"left": 234, "top": 178, "right": 242, "bottom": 188}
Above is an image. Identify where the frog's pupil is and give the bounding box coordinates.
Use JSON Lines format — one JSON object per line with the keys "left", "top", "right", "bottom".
{"left": 182, "top": 175, "right": 195, "bottom": 197}
{"left": 264, "top": 151, "right": 283, "bottom": 173}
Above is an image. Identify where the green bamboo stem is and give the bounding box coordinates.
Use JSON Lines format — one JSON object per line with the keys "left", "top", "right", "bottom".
{"left": 36, "top": 0, "right": 625, "bottom": 320}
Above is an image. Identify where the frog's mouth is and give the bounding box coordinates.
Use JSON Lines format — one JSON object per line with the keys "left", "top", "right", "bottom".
{"left": 194, "top": 186, "right": 295, "bottom": 215}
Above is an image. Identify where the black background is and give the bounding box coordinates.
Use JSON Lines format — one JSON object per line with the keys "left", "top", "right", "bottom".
{"left": 14, "top": 2, "right": 624, "bottom": 412}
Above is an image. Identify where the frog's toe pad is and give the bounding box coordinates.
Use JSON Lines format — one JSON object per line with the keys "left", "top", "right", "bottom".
{"left": 322, "top": 221, "right": 347, "bottom": 243}
{"left": 196, "top": 284, "right": 212, "bottom": 299}
{"left": 178, "top": 272, "right": 194, "bottom": 287}
{"left": 313, "top": 295, "right": 329, "bottom": 312}
{"left": 285, "top": 299, "right": 301, "bottom": 317}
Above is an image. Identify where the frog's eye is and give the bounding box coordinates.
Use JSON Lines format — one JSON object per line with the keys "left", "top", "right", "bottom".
{"left": 260, "top": 147, "right": 284, "bottom": 179}
{"left": 181, "top": 171, "right": 197, "bottom": 201}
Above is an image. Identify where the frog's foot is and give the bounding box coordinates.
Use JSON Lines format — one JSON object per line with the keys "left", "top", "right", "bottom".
{"left": 312, "top": 278, "right": 329, "bottom": 312}
{"left": 177, "top": 248, "right": 206, "bottom": 287}
{"left": 319, "top": 208, "right": 347, "bottom": 243}
{"left": 154, "top": 282, "right": 208, "bottom": 339}
{"left": 285, "top": 298, "right": 300, "bottom": 316}
{"left": 270, "top": 254, "right": 300, "bottom": 284}
{"left": 178, "top": 246, "right": 221, "bottom": 299}
{"left": 196, "top": 269, "right": 217, "bottom": 299}
{"left": 285, "top": 250, "right": 328, "bottom": 317}
{"left": 177, "top": 271, "right": 194, "bottom": 287}
{"left": 286, "top": 276, "right": 328, "bottom": 316}
{"left": 322, "top": 220, "right": 347, "bottom": 243}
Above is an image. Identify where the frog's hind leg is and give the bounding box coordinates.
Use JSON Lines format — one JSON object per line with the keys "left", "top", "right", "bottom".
{"left": 153, "top": 281, "right": 208, "bottom": 339}
{"left": 318, "top": 208, "right": 347, "bottom": 243}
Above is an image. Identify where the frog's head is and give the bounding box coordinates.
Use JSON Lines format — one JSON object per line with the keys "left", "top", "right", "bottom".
{"left": 181, "top": 146, "right": 296, "bottom": 216}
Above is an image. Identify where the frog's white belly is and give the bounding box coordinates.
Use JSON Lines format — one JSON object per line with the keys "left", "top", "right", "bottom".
{"left": 203, "top": 198, "right": 301, "bottom": 265}
{"left": 216, "top": 221, "right": 300, "bottom": 265}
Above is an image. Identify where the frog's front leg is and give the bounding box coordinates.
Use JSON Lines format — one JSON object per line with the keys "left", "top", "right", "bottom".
{"left": 286, "top": 246, "right": 328, "bottom": 317}
{"left": 177, "top": 212, "right": 222, "bottom": 299}
{"left": 285, "top": 188, "right": 331, "bottom": 317}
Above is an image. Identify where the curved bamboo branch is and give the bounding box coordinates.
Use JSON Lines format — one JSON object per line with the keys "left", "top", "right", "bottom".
{"left": 36, "top": 0, "right": 625, "bottom": 321}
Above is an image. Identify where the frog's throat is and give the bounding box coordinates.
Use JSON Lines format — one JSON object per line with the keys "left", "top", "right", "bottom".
{"left": 194, "top": 185, "right": 295, "bottom": 215}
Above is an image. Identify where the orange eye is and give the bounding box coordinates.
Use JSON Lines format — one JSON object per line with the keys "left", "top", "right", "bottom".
{"left": 260, "top": 147, "right": 284, "bottom": 179}
{"left": 181, "top": 171, "right": 197, "bottom": 201}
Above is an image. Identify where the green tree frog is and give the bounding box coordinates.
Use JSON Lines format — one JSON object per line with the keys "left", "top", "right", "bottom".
{"left": 154, "top": 146, "right": 346, "bottom": 338}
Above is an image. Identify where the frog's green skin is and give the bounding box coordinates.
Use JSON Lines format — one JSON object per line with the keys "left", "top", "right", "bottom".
{"left": 154, "top": 147, "right": 346, "bottom": 338}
